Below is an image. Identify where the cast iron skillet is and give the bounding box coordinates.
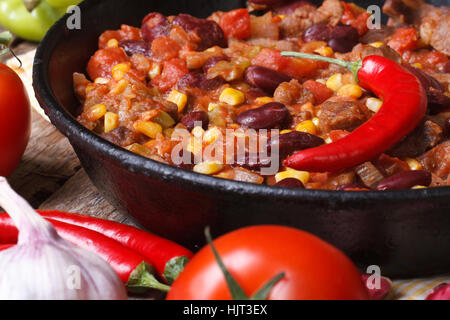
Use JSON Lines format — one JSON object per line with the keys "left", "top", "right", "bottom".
{"left": 33, "top": 0, "right": 450, "bottom": 277}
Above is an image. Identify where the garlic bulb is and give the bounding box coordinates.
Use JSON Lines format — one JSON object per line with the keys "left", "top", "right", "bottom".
{"left": 0, "top": 177, "right": 127, "bottom": 300}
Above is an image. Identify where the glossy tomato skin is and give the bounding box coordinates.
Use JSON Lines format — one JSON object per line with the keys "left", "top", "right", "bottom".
{"left": 167, "top": 226, "right": 369, "bottom": 300}
{"left": 0, "top": 64, "right": 30, "bottom": 177}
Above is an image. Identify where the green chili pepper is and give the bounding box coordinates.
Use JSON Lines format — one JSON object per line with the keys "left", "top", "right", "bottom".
{"left": 0, "top": 0, "right": 71, "bottom": 42}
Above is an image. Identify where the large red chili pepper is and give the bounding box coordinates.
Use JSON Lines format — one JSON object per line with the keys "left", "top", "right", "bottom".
{"left": 37, "top": 210, "right": 192, "bottom": 284}
{"left": 280, "top": 52, "right": 427, "bottom": 172}
{"left": 0, "top": 213, "right": 169, "bottom": 292}
{"left": 0, "top": 244, "right": 13, "bottom": 251}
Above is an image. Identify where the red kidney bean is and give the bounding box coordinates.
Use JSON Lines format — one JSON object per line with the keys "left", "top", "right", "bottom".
{"left": 376, "top": 170, "right": 431, "bottom": 190}
{"left": 328, "top": 26, "right": 359, "bottom": 53}
{"left": 248, "top": 0, "right": 284, "bottom": 5}
{"left": 181, "top": 111, "right": 209, "bottom": 131}
{"left": 244, "top": 66, "right": 293, "bottom": 94}
{"left": 177, "top": 73, "right": 225, "bottom": 91}
{"left": 404, "top": 66, "right": 443, "bottom": 91}
{"left": 276, "top": 1, "right": 314, "bottom": 15}
{"left": 174, "top": 149, "right": 195, "bottom": 171}
{"left": 236, "top": 102, "right": 290, "bottom": 129}
{"left": 304, "top": 24, "right": 331, "bottom": 42}
{"left": 275, "top": 178, "right": 305, "bottom": 188}
{"left": 233, "top": 153, "right": 272, "bottom": 172}
{"left": 173, "top": 14, "right": 226, "bottom": 50}
{"left": 203, "top": 56, "right": 229, "bottom": 73}
{"left": 268, "top": 131, "right": 324, "bottom": 160}
{"left": 444, "top": 61, "right": 450, "bottom": 74}
{"left": 336, "top": 183, "right": 370, "bottom": 191}
{"left": 445, "top": 118, "right": 450, "bottom": 136}
{"left": 141, "top": 12, "right": 170, "bottom": 44}
{"left": 118, "top": 40, "right": 151, "bottom": 57}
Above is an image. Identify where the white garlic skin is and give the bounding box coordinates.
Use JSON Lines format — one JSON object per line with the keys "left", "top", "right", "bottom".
{"left": 0, "top": 239, "right": 127, "bottom": 300}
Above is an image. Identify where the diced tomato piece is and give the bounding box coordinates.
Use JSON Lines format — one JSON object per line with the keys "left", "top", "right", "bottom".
{"left": 219, "top": 9, "right": 251, "bottom": 40}
{"left": 99, "top": 24, "right": 142, "bottom": 49}
{"left": 341, "top": 2, "right": 369, "bottom": 35}
{"left": 151, "top": 37, "right": 181, "bottom": 61}
{"left": 87, "top": 47, "right": 129, "bottom": 80}
{"left": 302, "top": 80, "right": 334, "bottom": 104}
{"left": 387, "top": 28, "right": 418, "bottom": 55}
{"left": 425, "top": 51, "right": 448, "bottom": 67}
{"left": 328, "top": 130, "right": 351, "bottom": 142}
{"left": 252, "top": 48, "right": 319, "bottom": 78}
{"left": 151, "top": 58, "right": 188, "bottom": 92}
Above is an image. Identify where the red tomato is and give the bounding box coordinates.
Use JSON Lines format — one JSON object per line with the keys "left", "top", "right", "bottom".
{"left": 219, "top": 9, "right": 251, "bottom": 40}
{"left": 167, "top": 226, "right": 369, "bottom": 300}
{"left": 98, "top": 24, "right": 142, "bottom": 49}
{"left": 252, "top": 48, "right": 319, "bottom": 78}
{"left": 387, "top": 28, "right": 418, "bottom": 55}
{"left": 0, "top": 64, "right": 31, "bottom": 177}
{"left": 151, "top": 37, "right": 181, "bottom": 61}
{"left": 151, "top": 58, "right": 188, "bottom": 92}
{"left": 303, "top": 80, "right": 333, "bottom": 104}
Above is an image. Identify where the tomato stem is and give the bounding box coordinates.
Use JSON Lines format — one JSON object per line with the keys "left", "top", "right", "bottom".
{"left": 205, "top": 227, "right": 249, "bottom": 300}
{"left": 205, "top": 227, "right": 285, "bottom": 300}
{"left": 281, "top": 51, "right": 362, "bottom": 82}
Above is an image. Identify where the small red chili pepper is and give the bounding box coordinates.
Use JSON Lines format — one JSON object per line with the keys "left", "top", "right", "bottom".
{"left": 37, "top": 210, "right": 193, "bottom": 284}
{"left": 280, "top": 52, "right": 427, "bottom": 172}
{"left": 0, "top": 244, "right": 13, "bottom": 251}
{"left": 0, "top": 213, "right": 170, "bottom": 292}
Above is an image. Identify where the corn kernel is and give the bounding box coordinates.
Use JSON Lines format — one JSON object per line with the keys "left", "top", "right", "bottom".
{"left": 280, "top": 129, "right": 292, "bottom": 134}
{"left": 404, "top": 158, "right": 423, "bottom": 171}
{"left": 192, "top": 126, "right": 205, "bottom": 138}
{"left": 255, "top": 97, "right": 274, "bottom": 105}
{"left": 412, "top": 62, "right": 423, "bottom": 69}
{"left": 148, "top": 62, "right": 162, "bottom": 79}
{"left": 153, "top": 110, "right": 175, "bottom": 128}
{"left": 412, "top": 185, "right": 427, "bottom": 189}
{"left": 275, "top": 169, "right": 310, "bottom": 185}
{"left": 94, "top": 77, "right": 109, "bottom": 84}
{"left": 208, "top": 103, "right": 219, "bottom": 112}
{"left": 112, "top": 63, "right": 131, "bottom": 81}
{"left": 366, "top": 97, "right": 383, "bottom": 113}
{"left": 193, "top": 161, "right": 224, "bottom": 175}
{"left": 337, "top": 84, "right": 363, "bottom": 99}
{"left": 125, "top": 143, "right": 153, "bottom": 158}
{"left": 163, "top": 128, "right": 174, "bottom": 138}
{"left": 86, "top": 104, "right": 107, "bottom": 121}
{"left": 107, "top": 38, "right": 119, "bottom": 48}
{"left": 104, "top": 112, "right": 119, "bottom": 133}
{"left": 219, "top": 88, "right": 245, "bottom": 106}
{"left": 278, "top": 14, "right": 286, "bottom": 19}
{"left": 134, "top": 121, "right": 162, "bottom": 139}
{"left": 203, "top": 127, "right": 222, "bottom": 144}
{"left": 295, "top": 120, "right": 317, "bottom": 135}
{"left": 312, "top": 117, "right": 320, "bottom": 127}
{"left": 186, "top": 137, "right": 203, "bottom": 155}
{"left": 111, "top": 79, "right": 129, "bottom": 95}
{"left": 167, "top": 89, "right": 188, "bottom": 112}
{"left": 369, "top": 41, "right": 384, "bottom": 48}
{"left": 326, "top": 73, "right": 343, "bottom": 92}
{"left": 314, "top": 46, "right": 334, "bottom": 57}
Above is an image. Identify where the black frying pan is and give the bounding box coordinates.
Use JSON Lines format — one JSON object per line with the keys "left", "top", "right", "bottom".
{"left": 33, "top": 0, "right": 450, "bottom": 277}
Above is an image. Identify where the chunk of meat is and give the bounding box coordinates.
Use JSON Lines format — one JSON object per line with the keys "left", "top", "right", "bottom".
{"left": 387, "top": 120, "right": 443, "bottom": 158}
{"left": 278, "top": 0, "right": 344, "bottom": 38}
{"left": 318, "top": 100, "right": 367, "bottom": 134}
{"left": 419, "top": 141, "right": 450, "bottom": 181}
{"left": 354, "top": 162, "right": 385, "bottom": 189}
{"left": 249, "top": 12, "right": 279, "bottom": 40}
{"left": 360, "top": 26, "right": 396, "bottom": 44}
{"left": 273, "top": 79, "right": 314, "bottom": 106}
{"left": 430, "top": 12, "right": 450, "bottom": 55}
{"left": 101, "top": 127, "right": 137, "bottom": 147}
{"left": 376, "top": 154, "right": 410, "bottom": 177}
